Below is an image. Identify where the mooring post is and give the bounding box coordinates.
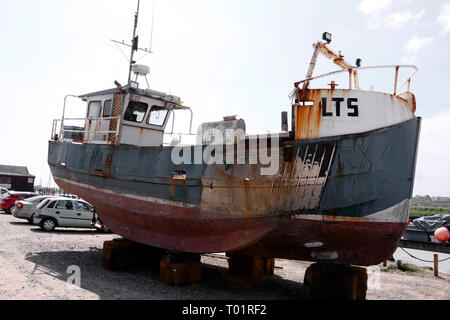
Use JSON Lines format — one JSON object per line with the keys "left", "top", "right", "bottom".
{"left": 434, "top": 254, "right": 439, "bottom": 277}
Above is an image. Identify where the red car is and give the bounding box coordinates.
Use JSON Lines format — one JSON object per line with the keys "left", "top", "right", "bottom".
{"left": 1, "top": 192, "right": 38, "bottom": 214}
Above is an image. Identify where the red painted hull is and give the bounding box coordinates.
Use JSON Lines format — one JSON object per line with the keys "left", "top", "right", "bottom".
{"left": 236, "top": 218, "right": 406, "bottom": 266}
{"left": 56, "top": 178, "right": 279, "bottom": 253}
{"left": 56, "top": 178, "right": 406, "bottom": 266}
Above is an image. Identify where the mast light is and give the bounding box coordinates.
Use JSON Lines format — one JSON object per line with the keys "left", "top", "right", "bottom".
{"left": 322, "top": 32, "right": 332, "bottom": 44}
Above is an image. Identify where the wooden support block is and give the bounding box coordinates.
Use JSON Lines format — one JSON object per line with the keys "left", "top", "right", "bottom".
{"left": 227, "top": 253, "right": 275, "bottom": 277}
{"left": 303, "top": 263, "right": 368, "bottom": 300}
{"left": 160, "top": 260, "right": 202, "bottom": 286}
{"left": 102, "top": 238, "right": 163, "bottom": 271}
{"left": 264, "top": 257, "right": 275, "bottom": 275}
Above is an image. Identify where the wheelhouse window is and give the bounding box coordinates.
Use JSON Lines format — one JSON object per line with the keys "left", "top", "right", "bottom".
{"left": 124, "top": 101, "right": 148, "bottom": 123}
{"left": 103, "top": 100, "right": 112, "bottom": 118}
{"left": 88, "top": 101, "right": 102, "bottom": 118}
{"left": 147, "top": 106, "right": 169, "bottom": 126}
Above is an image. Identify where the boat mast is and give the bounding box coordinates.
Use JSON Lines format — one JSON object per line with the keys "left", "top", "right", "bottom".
{"left": 111, "top": 0, "right": 153, "bottom": 90}
{"left": 127, "top": 0, "right": 140, "bottom": 90}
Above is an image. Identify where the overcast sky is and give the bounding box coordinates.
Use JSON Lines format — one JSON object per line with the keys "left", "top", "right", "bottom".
{"left": 0, "top": 0, "right": 449, "bottom": 196}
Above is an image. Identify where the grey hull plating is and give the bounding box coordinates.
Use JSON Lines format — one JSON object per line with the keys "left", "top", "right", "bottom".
{"left": 48, "top": 117, "right": 421, "bottom": 265}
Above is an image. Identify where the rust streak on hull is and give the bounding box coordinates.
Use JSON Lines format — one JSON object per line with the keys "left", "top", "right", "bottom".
{"left": 295, "top": 103, "right": 322, "bottom": 140}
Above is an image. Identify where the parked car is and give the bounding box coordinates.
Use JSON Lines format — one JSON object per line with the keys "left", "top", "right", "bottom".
{"left": 12, "top": 195, "right": 59, "bottom": 223}
{"left": 33, "top": 197, "right": 108, "bottom": 232}
{"left": 1, "top": 192, "right": 38, "bottom": 214}
{"left": 0, "top": 187, "right": 10, "bottom": 198}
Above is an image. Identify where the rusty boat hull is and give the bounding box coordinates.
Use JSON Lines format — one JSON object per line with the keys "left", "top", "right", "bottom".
{"left": 48, "top": 117, "right": 421, "bottom": 266}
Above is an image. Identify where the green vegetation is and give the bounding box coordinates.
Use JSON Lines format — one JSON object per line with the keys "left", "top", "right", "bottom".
{"left": 410, "top": 207, "right": 450, "bottom": 217}
{"left": 396, "top": 260, "right": 424, "bottom": 274}
{"left": 380, "top": 261, "right": 424, "bottom": 275}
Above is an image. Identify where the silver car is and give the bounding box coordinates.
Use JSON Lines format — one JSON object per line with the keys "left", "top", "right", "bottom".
{"left": 33, "top": 197, "right": 109, "bottom": 232}
{"left": 12, "top": 195, "right": 58, "bottom": 223}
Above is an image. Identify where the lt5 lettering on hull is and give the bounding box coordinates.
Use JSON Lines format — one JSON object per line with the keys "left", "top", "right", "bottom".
{"left": 322, "top": 97, "right": 359, "bottom": 117}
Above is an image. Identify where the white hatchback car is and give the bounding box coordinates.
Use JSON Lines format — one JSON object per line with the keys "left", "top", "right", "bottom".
{"left": 33, "top": 197, "right": 103, "bottom": 232}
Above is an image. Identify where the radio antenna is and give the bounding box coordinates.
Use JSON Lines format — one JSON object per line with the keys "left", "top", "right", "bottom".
{"left": 149, "top": 2, "right": 155, "bottom": 53}
{"left": 111, "top": 0, "right": 154, "bottom": 90}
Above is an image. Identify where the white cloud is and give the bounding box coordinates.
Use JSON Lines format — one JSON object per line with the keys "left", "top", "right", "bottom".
{"left": 400, "top": 55, "right": 417, "bottom": 64}
{"left": 404, "top": 36, "right": 434, "bottom": 54}
{"left": 438, "top": 2, "right": 450, "bottom": 34}
{"left": 413, "top": 111, "right": 450, "bottom": 197}
{"left": 358, "top": 1, "right": 425, "bottom": 31}
{"left": 385, "top": 10, "right": 426, "bottom": 29}
{"left": 386, "top": 12, "right": 412, "bottom": 29}
{"left": 414, "top": 9, "right": 426, "bottom": 20}
{"left": 358, "top": 0, "right": 393, "bottom": 15}
{"left": 366, "top": 13, "right": 382, "bottom": 30}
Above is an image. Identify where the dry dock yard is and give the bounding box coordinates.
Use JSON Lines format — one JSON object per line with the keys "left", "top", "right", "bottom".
{"left": 0, "top": 211, "right": 448, "bottom": 300}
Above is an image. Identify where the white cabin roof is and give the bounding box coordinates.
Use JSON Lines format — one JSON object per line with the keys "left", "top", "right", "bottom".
{"left": 79, "top": 85, "right": 187, "bottom": 109}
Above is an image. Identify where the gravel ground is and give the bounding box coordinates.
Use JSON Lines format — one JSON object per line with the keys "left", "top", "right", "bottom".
{"left": 0, "top": 211, "right": 448, "bottom": 300}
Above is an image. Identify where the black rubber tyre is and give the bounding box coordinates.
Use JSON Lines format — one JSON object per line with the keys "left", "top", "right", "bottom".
{"left": 40, "top": 218, "right": 57, "bottom": 232}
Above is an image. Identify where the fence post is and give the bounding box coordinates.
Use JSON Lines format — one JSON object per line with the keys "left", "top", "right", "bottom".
{"left": 434, "top": 254, "right": 439, "bottom": 277}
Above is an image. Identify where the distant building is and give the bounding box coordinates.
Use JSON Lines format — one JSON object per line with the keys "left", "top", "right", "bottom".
{"left": 0, "top": 165, "right": 35, "bottom": 192}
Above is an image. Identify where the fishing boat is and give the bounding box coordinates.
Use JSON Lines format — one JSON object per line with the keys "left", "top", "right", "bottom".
{"left": 48, "top": 4, "right": 421, "bottom": 266}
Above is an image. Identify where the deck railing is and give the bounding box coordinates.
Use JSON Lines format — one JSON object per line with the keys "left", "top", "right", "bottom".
{"left": 51, "top": 116, "right": 122, "bottom": 145}
{"left": 291, "top": 65, "right": 418, "bottom": 100}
